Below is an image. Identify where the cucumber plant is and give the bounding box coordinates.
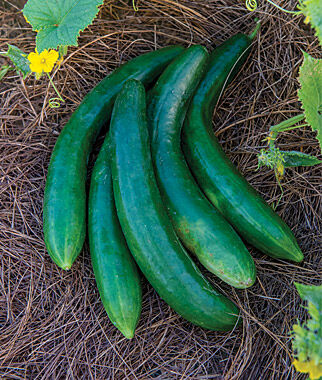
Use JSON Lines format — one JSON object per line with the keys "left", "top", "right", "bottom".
{"left": 291, "top": 282, "right": 322, "bottom": 380}
{"left": 22, "top": 0, "right": 104, "bottom": 52}
{"left": 245, "top": 0, "right": 322, "bottom": 183}
{"left": 257, "top": 51, "right": 322, "bottom": 185}
{"left": 1, "top": 0, "right": 105, "bottom": 107}
{"left": 246, "top": 0, "right": 322, "bottom": 42}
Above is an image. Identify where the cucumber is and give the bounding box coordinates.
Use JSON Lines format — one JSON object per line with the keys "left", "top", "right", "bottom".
{"left": 88, "top": 138, "right": 141, "bottom": 339}
{"left": 110, "top": 79, "right": 240, "bottom": 331}
{"left": 148, "top": 46, "right": 256, "bottom": 288}
{"left": 182, "top": 33, "right": 303, "bottom": 262}
{"left": 43, "top": 46, "right": 184, "bottom": 270}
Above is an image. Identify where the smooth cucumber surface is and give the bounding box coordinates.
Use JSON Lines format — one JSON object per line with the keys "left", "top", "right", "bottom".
{"left": 110, "top": 79, "right": 240, "bottom": 331}
{"left": 88, "top": 138, "right": 141, "bottom": 339}
{"left": 182, "top": 33, "right": 303, "bottom": 262}
{"left": 148, "top": 45, "right": 256, "bottom": 288}
{"left": 43, "top": 46, "right": 184, "bottom": 270}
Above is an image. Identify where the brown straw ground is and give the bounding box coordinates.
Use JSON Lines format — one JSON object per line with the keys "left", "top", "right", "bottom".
{"left": 0, "top": 0, "right": 321, "bottom": 378}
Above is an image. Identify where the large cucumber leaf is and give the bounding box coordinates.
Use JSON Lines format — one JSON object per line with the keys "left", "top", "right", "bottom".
{"left": 23, "top": 0, "right": 104, "bottom": 52}
{"left": 298, "top": 53, "right": 322, "bottom": 151}
{"left": 298, "top": 0, "right": 322, "bottom": 44}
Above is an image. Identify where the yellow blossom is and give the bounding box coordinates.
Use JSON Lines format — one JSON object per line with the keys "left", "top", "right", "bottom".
{"left": 263, "top": 132, "right": 275, "bottom": 145}
{"left": 28, "top": 49, "right": 59, "bottom": 76}
{"left": 304, "top": 15, "right": 310, "bottom": 24}
{"left": 293, "top": 360, "right": 322, "bottom": 379}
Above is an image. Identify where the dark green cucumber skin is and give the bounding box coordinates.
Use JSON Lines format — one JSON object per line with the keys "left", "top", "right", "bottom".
{"left": 110, "top": 79, "right": 239, "bottom": 331}
{"left": 88, "top": 138, "right": 141, "bottom": 339}
{"left": 43, "top": 46, "right": 184, "bottom": 270}
{"left": 148, "top": 46, "right": 256, "bottom": 289}
{"left": 182, "top": 34, "right": 303, "bottom": 262}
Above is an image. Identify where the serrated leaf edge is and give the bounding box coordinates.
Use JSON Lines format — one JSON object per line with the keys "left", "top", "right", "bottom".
{"left": 298, "top": 52, "right": 322, "bottom": 151}
{"left": 23, "top": 0, "right": 104, "bottom": 51}
{"left": 299, "top": 0, "right": 322, "bottom": 45}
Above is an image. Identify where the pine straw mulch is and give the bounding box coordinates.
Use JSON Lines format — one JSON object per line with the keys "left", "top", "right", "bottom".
{"left": 0, "top": 0, "right": 321, "bottom": 379}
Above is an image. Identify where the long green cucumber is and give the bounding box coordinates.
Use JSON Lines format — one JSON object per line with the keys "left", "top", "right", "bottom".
{"left": 182, "top": 32, "right": 303, "bottom": 262}
{"left": 148, "top": 46, "right": 256, "bottom": 289}
{"left": 110, "top": 79, "right": 239, "bottom": 331}
{"left": 43, "top": 46, "right": 184, "bottom": 270}
{"left": 88, "top": 138, "right": 141, "bottom": 339}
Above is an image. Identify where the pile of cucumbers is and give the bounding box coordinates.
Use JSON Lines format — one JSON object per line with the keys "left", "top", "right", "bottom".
{"left": 43, "top": 23, "right": 303, "bottom": 338}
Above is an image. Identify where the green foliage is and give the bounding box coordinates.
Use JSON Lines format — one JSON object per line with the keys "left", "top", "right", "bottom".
{"left": 258, "top": 54, "right": 322, "bottom": 182}
{"left": 257, "top": 147, "right": 285, "bottom": 172}
{"left": 257, "top": 147, "right": 321, "bottom": 183}
{"left": 291, "top": 283, "right": 322, "bottom": 378}
{"left": 298, "top": 0, "right": 322, "bottom": 44}
{"left": 132, "top": 0, "right": 138, "bottom": 11}
{"left": 269, "top": 114, "right": 306, "bottom": 134}
{"left": 1, "top": 45, "right": 31, "bottom": 78}
{"left": 23, "top": 0, "right": 104, "bottom": 52}
{"left": 282, "top": 151, "right": 322, "bottom": 167}
{"left": 298, "top": 53, "right": 322, "bottom": 151}
{"left": 295, "top": 283, "right": 322, "bottom": 312}
{"left": 257, "top": 113, "right": 321, "bottom": 180}
{"left": 245, "top": 0, "right": 322, "bottom": 46}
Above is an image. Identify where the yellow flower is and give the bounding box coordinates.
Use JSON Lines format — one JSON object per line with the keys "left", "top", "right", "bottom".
{"left": 293, "top": 359, "right": 322, "bottom": 379}
{"left": 28, "top": 49, "right": 59, "bottom": 75}
{"left": 304, "top": 15, "right": 310, "bottom": 24}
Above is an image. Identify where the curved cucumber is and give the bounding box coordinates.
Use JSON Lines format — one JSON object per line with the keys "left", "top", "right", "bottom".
{"left": 148, "top": 46, "right": 256, "bottom": 288}
{"left": 88, "top": 138, "right": 141, "bottom": 339}
{"left": 110, "top": 79, "right": 240, "bottom": 331}
{"left": 182, "top": 33, "right": 303, "bottom": 262}
{"left": 43, "top": 46, "right": 184, "bottom": 270}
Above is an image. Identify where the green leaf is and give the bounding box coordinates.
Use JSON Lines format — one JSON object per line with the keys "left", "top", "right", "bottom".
{"left": 292, "top": 282, "right": 322, "bottom": 369}
{"left": 281, "top": 150, "right": 322, "bottom": 167}
{"left": 1, "top": 45, "right": 31, "bottom": 78}
{"left": 298, "top": 53, "right": 322, "bottom": 151}
{"left": 0, "top": 65, "right": 14, "bottom": 81}
{"left": 23, "top": 0, "right": 104, "bottom": 52}
{"left": 270, "top": 114, "right": 306, "bottom": 133}
{"left": 295, "top": 282, "right": 322, "bottom": 313}
{"left": 298, "top": 0, "right": 322, "bottom": 44}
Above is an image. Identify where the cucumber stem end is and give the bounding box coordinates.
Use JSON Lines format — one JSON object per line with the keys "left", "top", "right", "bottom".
{"left": 249, "top": 19, "right": 261, "bottom": 39}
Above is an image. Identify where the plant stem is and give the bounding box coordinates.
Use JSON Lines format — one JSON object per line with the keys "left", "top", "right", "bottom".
{"left": 132, "top": 0, "right": 138, "bottom": 11}
{"left": 47, "top": 72, "right": 64, "bottom": 108}
{"left": 266, "top": 0, "right": 302, "bottom": 14}
{"left": 273, "top": 168, "right": 284, "bottom": 210}
{"left": 246, "top": 0, "right": 258, "bottom": 11}
{"left": 269, "top": 114, "right": 306, "bottom": 133}
{"left": 268, "top": 114, "right": 307, "bottom": 149}
{"left": 58, "top": 45, "right": 68, "bottom": 58}
{"left": 269, "top": 134, "right": 276, "bottom": 150}
{"left": 249, "top": 19, "right": 261, "bottom": 39}
{"left": 245, "top": 0, "right": 302, "bottom": 15}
